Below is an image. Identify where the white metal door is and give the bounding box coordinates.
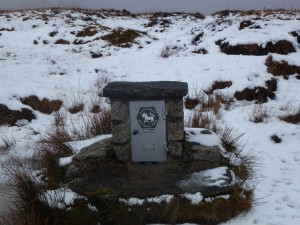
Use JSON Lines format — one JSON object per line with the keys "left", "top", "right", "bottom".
{"left": 130, "top": 101, "right": 167, "bottom": 162}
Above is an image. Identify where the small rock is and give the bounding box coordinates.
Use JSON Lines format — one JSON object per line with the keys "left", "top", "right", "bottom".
{"left": 200, "top": 129, "right": 212, "bottom": 135}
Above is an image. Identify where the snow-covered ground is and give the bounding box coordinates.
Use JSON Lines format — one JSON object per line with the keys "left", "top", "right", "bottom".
{"left": 0, "top": 9, "right": 300, "bottom": 224}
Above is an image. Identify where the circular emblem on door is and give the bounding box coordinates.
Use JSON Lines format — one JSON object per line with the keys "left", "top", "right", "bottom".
{"left": 136, "top": 107, "right": 159, "bottom": 129}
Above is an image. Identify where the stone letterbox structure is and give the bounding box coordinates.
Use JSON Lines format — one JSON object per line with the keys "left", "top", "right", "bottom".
{"left": 103, "top": 81, "right": 188, "bottom": 162}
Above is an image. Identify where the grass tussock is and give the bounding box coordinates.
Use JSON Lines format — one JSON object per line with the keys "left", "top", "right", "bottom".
{"left": 217, "top": 125, "right": 245, "bottom": 152}
{"left": 280, "top": 108, "right": 300, "bottom": 124}
{"left": 54, "top": 39, "right": 70, "bottom": 45}
{"left": 185, "top": 112, "right": 217, "bottom": 132}
{"left": 68, "top": 102, "right": 84, "bottom": 114}
{"left": 249, "top": 103, "right": 270, "bottom": 123}
{"left": 75, "top": 26, "right": 97, "bottom": 37}
{"left": 3, "top": 161, "right": 100, "bottom": 225}
{"left": 74, "top": 110, "right": 112, "bottom": 140}
{"left": 94, "top": 186, "right": 253, "bottom": 225}
{"left": 271, "top": 134, "right": 282, "bottom": 143}
{"left": 101, "top": 28, "right": 140, "bottom": 47}
{"left": 160, "top": 44, "right": 181, "bottom": 58}
{"left": 21, "top": 95, "right": 62, "bottom": 115}
{"left": 37, "top": 126, "right": 72, "bottom": 189}
{"left": 265, "top": 55, "right": 300, "bottom": 79}
{"left": 185, "top": 91, "right": 231, "bottom": 114}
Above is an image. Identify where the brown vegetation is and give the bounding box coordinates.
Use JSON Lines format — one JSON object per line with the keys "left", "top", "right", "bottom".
{"left": 234, "top": 78, "right": 277, "bottom": 103}
{"left": 249, "top": 103, "right": 270, "bottom": 123}
{"left": 76, "top": 26, "right": 97, "bottom": 37}
{"left": 101, "top": 28, "right": 140, "bottom": 47}
{"left": 192, "top": 48, "right": 208, "bottom": 54}
{"left": 96, "top": 186, "right": 253, "bottom": 225}
{"left": 54, "top": 39, "right": 70, "bottom": 45}
{"left": 271, "top": 135, "right": 282, "bottom": 143}
{"left": 21, "top": 95, "right": 62, "bottom": 115}
{"left": 290, "top": 31, "right": 300, "bottom": 44}
{"left": 217, "top": 40, "right": 295, "bottom": 55}
{"left": 280, "top": 108, "right": 300, "bottom": 124}
{"left": 205, "top": 81, "right": 232, "bottom": 95}
{"left": 239, "top": 20, "right": 254, "bottom": 30}
{"left": 49, "top": 31, "right": 58, "bottom": 37}
{"left": 90, "top": 51, "right": 103, "bottom": 58}
{"left": 0, "top": 28, "right": 14, "bottom": 32}
{"left": 265, "top": 55, "right": 300, "bottom": 79}
{"left": 191, "top": 32, "right": 204, "bottom": 45}
{"left": 0, "top": 103, "right": 35, "bottom": 126}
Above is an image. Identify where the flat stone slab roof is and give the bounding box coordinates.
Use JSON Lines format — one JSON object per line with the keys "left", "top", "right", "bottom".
{"left": 103, "top": 81, "right": 188, "bottom": 99}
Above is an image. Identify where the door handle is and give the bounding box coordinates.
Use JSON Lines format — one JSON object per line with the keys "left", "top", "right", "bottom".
{"left": 132, "top": 130, "right": 139, "bottom": 135}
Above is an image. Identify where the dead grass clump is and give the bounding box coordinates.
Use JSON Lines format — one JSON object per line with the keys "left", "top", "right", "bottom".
{"left": 185, "top": 91, "right": 231, "bottom": 113}
{"left": 36, "top": 126, "right": 72, "bottom": 189}
{"left": 192, "top": 48, "right": 208, "bottom": 54}
{"left": 184, "top": 96, "right": 200, "bottom": 109}
{"left": 249, "top": 103, "right": 270, "bottom": 123}
{"left": 21, "top": 95, "right": 62, "bottom": 115}
{"left": 279, "top": 108, "right": 300, "bottom": 124}
{"left": 0, "top": 103, "right": 36, "bottom": 126}
{"left": 217, "top": 40, "right": 295, "bottom": 55}
{"left": 265, "top": 78, "right": 277, "bottom": 92}
{"left": 213, "top": 10, "right": 239, "bottom": 17}
{"left": 265, "top": 55, "right": 300, "bottom": 79}
{"left": 99, "top": 186, "right": 253, "bottom": 225}
{"left": 217, "top": 125, "right": 245, "bottom": 152}
{"left": 0, "top": 28, "right": 15, "bottom": 32}
{"left": 185, "top": 112, "right": 217, "bottom": 131}
{"left": 160, "top": 44, "right": 181, "bottom": 58}
{"left": 94, "top": 70, "right": 111, "bottom": 97}
{"left": 90, "top": 105, "right": 101, "bottom": 113}
{"left": 49, "top": 31, "right": 58, "bottom": 37}
{"left": 205, "top": 80, "right": 232, "bottom": 95}
{"left": 101, "top": 28, "right": 140, "bottom": 47}
{"left": 234, "top": 86, "right": 274, "bottom": 103}
{"left": 68, "top": 103, "right": 84, "bottom": 114}
{"left": 265, "top": 40, "right": 296, "bottom": 55}
{"left": 290, "top": 31, "right": 300, "bottom": 44}
{"left": 6, "top": 163, "right": 52, "bottom": 225}
{"left": 271, "top": 134, "right": 282, "bottom": 143}
{"left": 200, "top": 92, "right": 228, "bottom": 115}
{"left": 239, "top": 20, "right": 254, "bottom": 30}
{"left": 54, "top": 39, "right": 70, "bottom": 45}
{"left": 90, "top": 51, "right": 103, "bottom": 58}
{"left": 76, "top": 26, "right": 97, "bottom": 37}
{"left": 191, "top": 32, "right": 203, "bottom": 45}
{"left": 5, "top": 162, "right": 100, "bottom": 225}
{"left": 76, "top": 110, "right": 112, "bottom": 139}
{"left": 191, "top": 13, "right": 205, "bottom": 20}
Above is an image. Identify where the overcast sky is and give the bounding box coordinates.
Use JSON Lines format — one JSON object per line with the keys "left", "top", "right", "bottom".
{"left": 0, "top": 0, "right": 300, "bottom": 14}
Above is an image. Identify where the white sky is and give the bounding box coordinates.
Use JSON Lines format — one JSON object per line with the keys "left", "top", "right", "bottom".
{"left": 0, "top": 0, "right": 300, "bottom": 14}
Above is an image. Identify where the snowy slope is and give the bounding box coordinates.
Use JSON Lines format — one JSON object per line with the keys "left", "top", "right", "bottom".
{"left": 0, "top": 9, "right": 300, "bottom": 224}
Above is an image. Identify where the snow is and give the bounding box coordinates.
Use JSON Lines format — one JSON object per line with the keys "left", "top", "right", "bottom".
{"left": 180, "top": 167, "right": 233, "bottom": 188}
{"left": 182, "top": 192, "right": 203, "bottom": 205}
{"left": 40, "top": 188, "right": 86, "bottom": 209}
{"left": 120, "top": 194, "right": 174, "bottom": 206}
{"left": 65, "top": 134, "right": 112, "bottom": 154}
{"left": 0, "top": 9, "right": 300, "bottom": 224}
